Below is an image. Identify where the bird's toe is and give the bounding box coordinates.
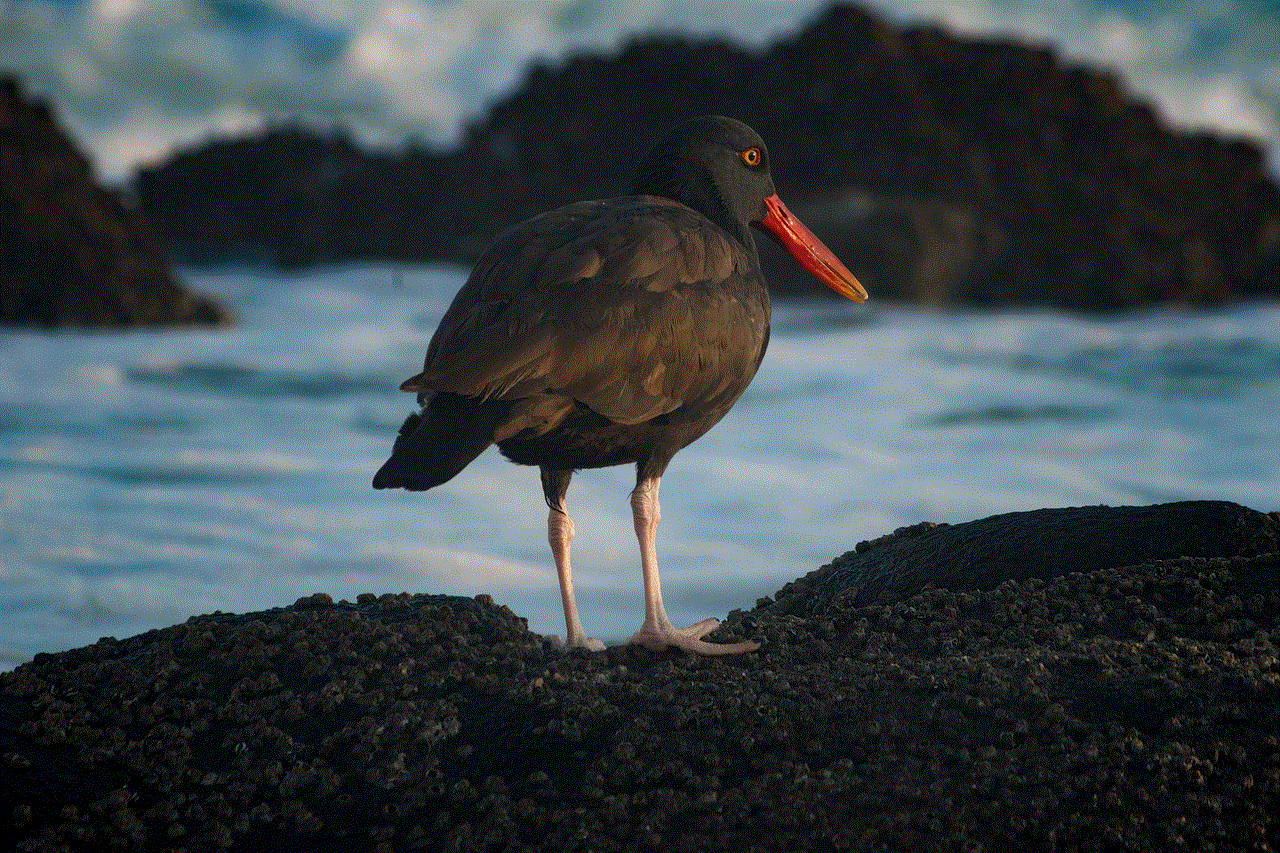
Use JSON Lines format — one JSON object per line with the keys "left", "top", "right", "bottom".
{"left": 628, "top": 619, "right": 759, "bottom": 656}
{"left": 677, "top": 617, "right": 723, "bottom": 637}
{"left": 548, "top": 633, "right": 607, "bottom": 652}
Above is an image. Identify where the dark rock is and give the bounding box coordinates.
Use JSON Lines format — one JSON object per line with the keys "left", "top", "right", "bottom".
{"left": 135, "top": 4, "right": 1280, "bottom": 309}
{"left": 0, "top": 75, "right": 232, "bottom": 328}
{"left": 3, "top": 502, "right": 1278, "bottom": 851}
{"left": 767, "top": 500, "right": 1280, "bottom": 615}
{"left": 761, "top": 189, "right": 1007, "bottom": 304}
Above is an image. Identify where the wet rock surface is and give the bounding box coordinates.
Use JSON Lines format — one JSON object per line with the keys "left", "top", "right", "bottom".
{"left": 0, "top": 75, "right": 231, "bottom": 329}
{"left": 3, "top": 501, "right": 1279, "bottom": 852}
{"left": 135, "top": 4, "right": 1280, "bottom": 308}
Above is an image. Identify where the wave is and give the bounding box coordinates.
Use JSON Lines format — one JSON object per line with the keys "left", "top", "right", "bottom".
{"left": 126, "top": 361, "right": 393, "bottom": 399}
{"left": 930, "top": 335, "right": 1280, "bottom": 398}
{"left": 922, "top": 403, "right": 1116, "bottom": 427}
{"left": 0, "top": 1, "right": 1273, "bottom": 181}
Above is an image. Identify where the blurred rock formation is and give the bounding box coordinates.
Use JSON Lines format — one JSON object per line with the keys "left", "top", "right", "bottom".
{"left": 1, "top": 76, "right": 232, "bottom": 328}
{"left": 135, "top": 4, "right": 1280, "bottom": 309}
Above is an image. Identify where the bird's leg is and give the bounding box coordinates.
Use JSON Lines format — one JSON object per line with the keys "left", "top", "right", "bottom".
{"left": 627, "top": 474, "right": 760, "bottom": 655}
{"left": 548, "top": 504, "right": 605, "bottom": 651}
{"left": 541, "top": 468, "right": 604, "bottom": 652}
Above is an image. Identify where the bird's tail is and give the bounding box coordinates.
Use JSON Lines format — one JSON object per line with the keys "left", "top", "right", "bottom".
{"left": 372, "top": 393, "right": 512, "bottom": 491}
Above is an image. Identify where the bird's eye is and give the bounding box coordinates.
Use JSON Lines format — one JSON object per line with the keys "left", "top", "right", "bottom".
{"left": 739, "top": 147, "right": 762, "bottom": 168}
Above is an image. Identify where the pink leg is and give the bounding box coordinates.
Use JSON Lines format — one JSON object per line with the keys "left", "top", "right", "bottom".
{"left": 548, "top": 502, "right": 604, "bottom": 651}
{"left": 626, "top": 475, "right": 759, "bottom": 655}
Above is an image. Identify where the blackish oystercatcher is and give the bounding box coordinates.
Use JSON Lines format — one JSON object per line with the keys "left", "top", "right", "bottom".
{"left": 375, "top": 116, "right": 867, "bottom": 654}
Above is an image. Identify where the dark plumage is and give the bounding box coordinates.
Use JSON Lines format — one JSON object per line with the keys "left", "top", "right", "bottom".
{"left": 375, "top": 116, "right": 866, "bottom": 654}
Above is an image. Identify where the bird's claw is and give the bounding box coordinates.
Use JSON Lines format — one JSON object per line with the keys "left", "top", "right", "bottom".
{"left": 548, "top": 633, "right": 606, "bottom": 652}
{"left": 627, "top": 617, "right": 760, "bottom": 656}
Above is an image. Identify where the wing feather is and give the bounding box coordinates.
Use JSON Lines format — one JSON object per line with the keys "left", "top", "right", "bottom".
{"left": 404, "top": 197, "right": 768, "bottom": 426}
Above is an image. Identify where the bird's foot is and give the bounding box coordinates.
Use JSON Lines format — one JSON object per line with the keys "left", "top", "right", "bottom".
{"left": 548, "top": 633, "right": 606, "bottom": 652}
{"left": 628, "top": 617, "right": 760, "bottom": 656}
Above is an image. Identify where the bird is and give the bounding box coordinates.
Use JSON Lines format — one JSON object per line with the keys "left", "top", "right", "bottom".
{"left": 374, "top": 115, "right": 867, "bottom": 655}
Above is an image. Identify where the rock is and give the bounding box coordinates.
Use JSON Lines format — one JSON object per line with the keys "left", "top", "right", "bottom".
{"left": 759, "top": 189, "right": 1006, "bottom": 304}
{"left": 130, "top": 123, "right": 398, "bottom": 268}
{"left": 135, "top": 4, "right": 1280, "bottom": 309}
{"left": 766, "top": 500, "right": 1280, "bottom": 615}
{"left": 3, "top": 501, "right": 1278, "bottom": 851}
{"left": 0, "top": 75, "right": 231, "bottom": 328}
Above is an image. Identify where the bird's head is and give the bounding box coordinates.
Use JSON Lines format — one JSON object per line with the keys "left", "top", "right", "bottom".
{"left": 630, "top": 115, "right": 868, "bottom": 303}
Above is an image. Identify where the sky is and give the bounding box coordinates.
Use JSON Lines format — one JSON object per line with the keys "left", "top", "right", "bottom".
{"left": 1, "top": 0, "right": 1277, "bottom": 181}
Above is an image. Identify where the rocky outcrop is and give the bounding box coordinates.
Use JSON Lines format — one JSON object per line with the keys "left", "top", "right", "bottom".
{"left": 0, "top": 75, "right": 231, "bottom": 328}
{"left": 3, "top": 501, "right": 1278, "bottom": 851}
{"left": 135, "top": 4, "right": 1280, "bottom": 309}
{"left": 767, "top": 500, "right": 1280, "bottom": 613}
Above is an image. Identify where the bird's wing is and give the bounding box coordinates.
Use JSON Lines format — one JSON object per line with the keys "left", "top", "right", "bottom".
{"left": 403, "top": 198, "right": 769, "bottom": 425}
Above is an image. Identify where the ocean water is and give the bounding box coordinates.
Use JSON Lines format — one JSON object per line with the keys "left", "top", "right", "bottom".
{"left": 2, "top": 263, "right": 1277, "bottom": 669}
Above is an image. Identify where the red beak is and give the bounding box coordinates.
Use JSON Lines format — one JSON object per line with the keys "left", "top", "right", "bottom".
{"left": 752, "top": 194, "right": 868, "bottom": 303}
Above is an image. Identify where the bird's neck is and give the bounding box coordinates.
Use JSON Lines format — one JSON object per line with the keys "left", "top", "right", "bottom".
{"left": 699, "top": 176, "right": 756, "bottom": 250}
{"left": 632, "top": 165, "right": 754, "bottom": 251}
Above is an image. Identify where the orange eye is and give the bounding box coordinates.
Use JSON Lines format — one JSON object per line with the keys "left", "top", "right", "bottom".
{"left": 739, "top": 147, "right": 762, "bottom": 167}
